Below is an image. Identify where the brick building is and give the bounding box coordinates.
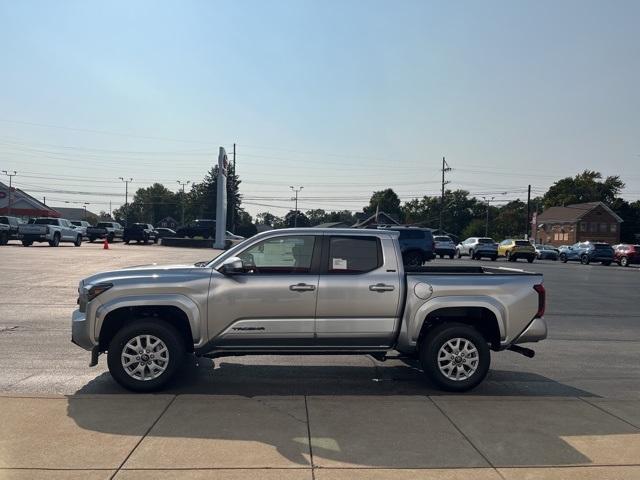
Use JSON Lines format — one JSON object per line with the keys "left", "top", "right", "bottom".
{"left": 535, "top": 201, "right": 622, "bottom": 246}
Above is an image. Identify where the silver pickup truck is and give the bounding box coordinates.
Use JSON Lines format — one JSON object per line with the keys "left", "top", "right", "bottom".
{"left": 72, "top": 228, "right": 547, "bottom": 392}
{"left": 19, "top": 218, "right": 83, "bottom": 247}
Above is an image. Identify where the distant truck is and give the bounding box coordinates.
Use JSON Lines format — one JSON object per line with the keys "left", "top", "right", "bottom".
{"left": 175, "top": 219, "right": 216, "bottom": 239}
{"left": 0, "top": 216, "right": 23, "bottom": 242}
{"left": 87, "top": 222, "right": 124, "bottom": 243}
{"left": 18, "top": 218, "right": 83, "bottom": 247}
{"left": 123, "top": 223, "right": 158, "bottom": 244}
{"left": 71, "top": 220, "right": 92, "bottom": 239}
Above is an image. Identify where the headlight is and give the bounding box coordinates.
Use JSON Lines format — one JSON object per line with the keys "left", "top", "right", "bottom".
{"left": 87, "top": 283, "right": 113, "bottom": 301}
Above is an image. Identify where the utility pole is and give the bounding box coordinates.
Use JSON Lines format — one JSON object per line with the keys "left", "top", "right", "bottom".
{"left": 43, "top": 196, "right": 46, "bottom": 205}
{"left": 2, "top": 170, "right": 17, "bottom": 216}
{"left": 526, "top": 184, "right": 531, "bottom": 240}
{"left": 439, "top": 157, "right": 451, "bottom": 233}
{"left": 119, "top": 177, "right": 133, "bottom": 225}
{"left": 482, "top": 196, "right": 495, "bottom": 237}
{"left": 83, "top": 202, "right": 90, "bottom": 221}
{"left": 231, "top": 143, "right": 236, "bottom": 233}
{"left": 176, "top": 180, "right": 191, "bottom": 226}
{"left": 290, "top": 186, "right": 303, "bottom": 227}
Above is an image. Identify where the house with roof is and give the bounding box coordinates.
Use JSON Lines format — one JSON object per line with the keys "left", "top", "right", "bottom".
{"left": 0, "top": 181, "right": 60, "bottom": 219}
{"left": 53, "top": 206, "right": 99, "bottom": 223}
{"left": 535, "top": 201, "right": 622, "bottom": 246}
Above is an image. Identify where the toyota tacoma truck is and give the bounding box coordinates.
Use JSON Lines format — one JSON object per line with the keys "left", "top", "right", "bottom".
{"left": 72, "top": 228, "right": 547, "bottom": 392}
{"left": 19, "top": 218, "right": 83, "bottom": 247}
{"left": 87, "top": 221, "right": 124, "bottom": 243}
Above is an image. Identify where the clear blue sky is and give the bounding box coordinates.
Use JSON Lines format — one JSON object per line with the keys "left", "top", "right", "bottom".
{"left": 1, "top": 0, "right": 639, "bottom": 216}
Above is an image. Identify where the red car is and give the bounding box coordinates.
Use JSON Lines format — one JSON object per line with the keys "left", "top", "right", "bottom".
{"left": 614, "top": 244, "right": 640, "bottom": 267}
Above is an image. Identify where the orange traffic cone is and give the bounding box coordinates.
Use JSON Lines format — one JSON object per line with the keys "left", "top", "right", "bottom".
{"left": 103, "top": 238, "right": 109, "bottom": 250}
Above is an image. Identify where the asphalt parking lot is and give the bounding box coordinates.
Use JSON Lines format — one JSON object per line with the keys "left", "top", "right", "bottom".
{"left": 0, "top": 241, "right": 639, "bottom": 479}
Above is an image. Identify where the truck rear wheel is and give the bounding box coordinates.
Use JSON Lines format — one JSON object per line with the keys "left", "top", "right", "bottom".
{"left": 419, "top": 322, "right": 490, "bottom": 392}
{"left": 107, "top": 320, "right": 185, "bottom": 392}
{"left": 49, "top": 233, "right": 60, "bottom": 247}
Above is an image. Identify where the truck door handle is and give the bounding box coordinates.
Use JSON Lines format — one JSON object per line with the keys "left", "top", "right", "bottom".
{"left": 290, "top": 283, "right": 316, "bottom": 292}
{"left": 369, "top": 283, "right": 395, "bottom": 292}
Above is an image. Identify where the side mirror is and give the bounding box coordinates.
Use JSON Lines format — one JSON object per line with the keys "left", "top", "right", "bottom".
{"left": 220, "top": 256, "right": 244, "bottom": 275}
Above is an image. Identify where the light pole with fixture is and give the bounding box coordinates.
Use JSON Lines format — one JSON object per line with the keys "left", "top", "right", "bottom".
{"left": 119, "top": 177, "right": 133, "bottom": 225}
{"left": 290, "top": 186, "right": 303, "bottom": 227}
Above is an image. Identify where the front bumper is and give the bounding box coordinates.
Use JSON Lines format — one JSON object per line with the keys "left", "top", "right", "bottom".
{"left": 513, "top": 317, "right": 548, "bottom": 344}
{"left": 71, "top": 309, "right": 95, "bottom": 351}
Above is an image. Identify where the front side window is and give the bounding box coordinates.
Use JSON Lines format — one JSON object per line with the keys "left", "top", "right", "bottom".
{"left": 238, "top": 235, "right": 316, "bottom": 274}
{"left": 327, "top": 236, "right": 381, "bottom": 273}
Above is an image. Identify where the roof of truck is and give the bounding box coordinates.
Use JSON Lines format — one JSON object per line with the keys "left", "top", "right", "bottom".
{"left": 254, "top": 227, "right": 399, "bottom": 237}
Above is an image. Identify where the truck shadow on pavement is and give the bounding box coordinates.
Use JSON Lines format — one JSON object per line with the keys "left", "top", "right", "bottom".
{"left": 63, "top": 359, "right": 640, "bottom": 469}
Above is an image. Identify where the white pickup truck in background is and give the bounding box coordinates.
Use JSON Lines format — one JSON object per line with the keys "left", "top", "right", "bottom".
{"left": 19, "top": 218, "right": 83, "bottom": 247}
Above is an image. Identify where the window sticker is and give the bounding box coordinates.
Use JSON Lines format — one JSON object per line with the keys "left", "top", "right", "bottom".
{"left": 332, "top": 258, "right": 347, "bottom": 270}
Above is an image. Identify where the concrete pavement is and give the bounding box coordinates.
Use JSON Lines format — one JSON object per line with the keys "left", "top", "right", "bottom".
{"left": 1, "top": 394, "right": 639, "bottom": 479}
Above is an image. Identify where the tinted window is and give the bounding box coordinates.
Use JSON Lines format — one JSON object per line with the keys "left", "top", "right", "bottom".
{"left": 71, "top": 221, "right": 81, "bottom": 226}
{"left": 515, "top": 240, "right": 530, "bottom": 246}
{"left": 34, "top": 219, "right": 59, "bottom": 225}
{"left": 328, "top": 236, "right": 380, "bottom": 273}
{"left": 397, "top": 229, "right": 425, "bottom": 240}
{"left": 478, "top": 238, "right": 494, "bottom": 244}
{"left": 434, "top": 236, "right": 451, "bottom": 242}
{"left": 239, "top": 235, "right": 315, "bottom": 273}
{"left": 97, "top": 222, "right": 112, "bottom": 228}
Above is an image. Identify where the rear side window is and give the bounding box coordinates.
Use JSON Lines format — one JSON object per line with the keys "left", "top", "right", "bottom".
{"left": 327, "top": 236, "right": 381, "bottom": 273}
{"left": 398, "top": 229, "right": 425, "bottom": 240}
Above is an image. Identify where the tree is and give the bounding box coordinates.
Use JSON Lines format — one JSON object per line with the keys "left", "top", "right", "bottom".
{"left": 235, "top": 211, "right": 258, "bottom": 237}
{"left": 543, "top": 170, "right": 624, "bottom": 208}
{"left": 491, "top": 200, "right": 527, "bottom": 239}
{"left": 283, "top": 210, "right": 310, "bottom": 228}
{"left": 363, "top": 189, "right": 403, "bottom": 222}
{"left": 305, "top": 209, "right": 327, "bottom": 226}
{"left": 402, "top": 190, "right": 479, "bottom": 237}
{"left": 186, "top": 163, "right": 244, "bottom": 230}
{"left": 256, "top": 212, "right": 281, "bottom": 227}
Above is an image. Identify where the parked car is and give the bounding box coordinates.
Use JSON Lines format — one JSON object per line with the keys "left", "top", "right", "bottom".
{"left": 534, "top": 244, "right": 559, "bottom": 261}
{"left": 154, "top": 227, "right": 176, "bottom": 239}
{"left": 175, "top": 219, "right": 216, "bottom": 239}
{"left": 433, "top": 235, "right": 456, "bottom": 259}
{"left": 87, "top": 222, "right": 124, "bottom": 243}
{"left": 0, "top": 223, "right": 10, "bottom": 245}
{"left": 498, "top": 239, "right": 536, "bottom": 263}
{"left": 71, "top": 227, "right": 547, "bottom": 393}
{"left": 123, "top": 223, "right": 158, "bottom": 244}
{"left": 0, "top": 216, "right": 23, "bottom": 242}
{"left": 18, "top": 218, "right": 83, "bottom": 247}
{"left": 456, "top": 237, "right": 498, "bottom": 261}
{"left": 225, "top": 231, "right": 246, "bottom": 249}
{"left": 379, "top": 226, "right": 435, "bottom": 266}
{"left": 614, "top": 244, "right": 640, "bottom": 267}
{"left": 558, "top": 242, "right": 615, "bottom": 265}
{"left": 71, "top": 220, "right": 92, "bottom": 239}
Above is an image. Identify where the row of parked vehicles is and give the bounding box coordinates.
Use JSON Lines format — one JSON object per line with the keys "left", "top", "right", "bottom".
{"left": 376, "top": 226, "right": 639, "bottom": 268}
{"left": 0, "top": 216, "right": 246, "bottom": 248}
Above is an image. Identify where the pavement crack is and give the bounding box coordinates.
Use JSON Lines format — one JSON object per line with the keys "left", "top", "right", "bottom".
{"left": 304, "top": 396, "right": 316, "bottom": 480}
{"left": 579, "top": 397, "right": 640, "bottom": 430}
{"left": 109, "top": 394, "right": 177, "bottom": 480}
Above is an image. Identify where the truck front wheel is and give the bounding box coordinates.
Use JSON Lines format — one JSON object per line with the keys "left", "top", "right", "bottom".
{"left": 107, "top": 320, "right": 185, "bottom": 392}
{"left": 419, "top": 322, "right": 490, "bottom": 392}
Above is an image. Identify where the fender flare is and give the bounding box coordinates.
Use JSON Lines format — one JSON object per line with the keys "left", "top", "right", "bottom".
{"left": 95, "top": 294, "right": 203, "bottom": 344}
{"left": 410, "top": 295, "right": 507, "bottom": 344}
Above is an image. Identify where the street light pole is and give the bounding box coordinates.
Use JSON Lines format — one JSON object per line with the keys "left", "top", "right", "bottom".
{"left": 289, "top": 186, "right": 303, "bottom": 227}
{"left": 177, "top": 180, "right": 190, "bottom": 226}
{"left": 2, "top": 170, "right": 17, "bottom": 216}
{"left": 83, "top": 202, "right": 90, "bottom": 221}
{"left": 119, "top": 177, "right": 133, "bottom": 225}
{"left": 482, "top": 196, "right": 495, "bottom": 237}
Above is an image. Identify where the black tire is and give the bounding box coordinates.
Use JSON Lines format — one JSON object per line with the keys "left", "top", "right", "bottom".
{"left": 469, "top": 249, "right": 475, "bottom": 260}
{"left": 560, "top": 253, "right": 567, "bottom": 263}
{"left": 620, "top": 256, "right": 629, "bottom": 267}
{"left": 419, "top": 322, "right": 491, "bottom": 392}
{"left": 456, "top": 249, "right": 462, "bottom": 259}
{"left": 143, "top": 234, "right": 149, "bottom": 245}
{"left": 153, "top": 237, "right": 158, "bottom": 244}
{"left": 491, "top": 256, "right": 497, "bottom": 261}
{"left": 0, "top": 232, "right": 8, "bottom": 245}
{"left": 601, "top": 261, "right": 611, "bottom": 266}
{"left": 107, "top": 233, "right": 115, "bottom": 243}
{"left": 439, "top": 254, "right": 444, "bottom": 259}
{"left": 74, "top": 235, "right": 82, "bottom": 247}
{"left": 107, "top": 319, "right": 185, "bottom": 392}
{"left": 124, "top": 238, "right": 130, "bottom": 244}
{"left": 527, "top": 256, "right": 534, "bottom": 263}
{"left": 581, "top": 254, "right": 590, "bottom": 265}
{"left": 49, "top": 233, "right": 60, "bottom": 247}
{"left": 404, "top": 251, "right": 423, "bottom": 267}
{"left": 449, "top": 254, "right": 454, "bottom": 259}
{"left": 89, "top": 237, "right": 96, "bottom": 243}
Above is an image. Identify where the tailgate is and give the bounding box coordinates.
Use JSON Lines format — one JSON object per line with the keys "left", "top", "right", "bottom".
{"left": 19, "top": 225, "right": 47, "bottom": 235}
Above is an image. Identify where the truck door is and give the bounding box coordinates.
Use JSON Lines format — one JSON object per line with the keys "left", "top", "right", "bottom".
{"left": 207, "top": 234, "right": 321, "bottom": 348}
{"left": 315, "top": 234, "right": 402, "bottom": 348}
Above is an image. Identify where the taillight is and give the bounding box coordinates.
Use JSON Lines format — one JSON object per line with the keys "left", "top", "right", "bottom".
{"left": 533, "top": 284, "right": 545, "bottom": 318}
